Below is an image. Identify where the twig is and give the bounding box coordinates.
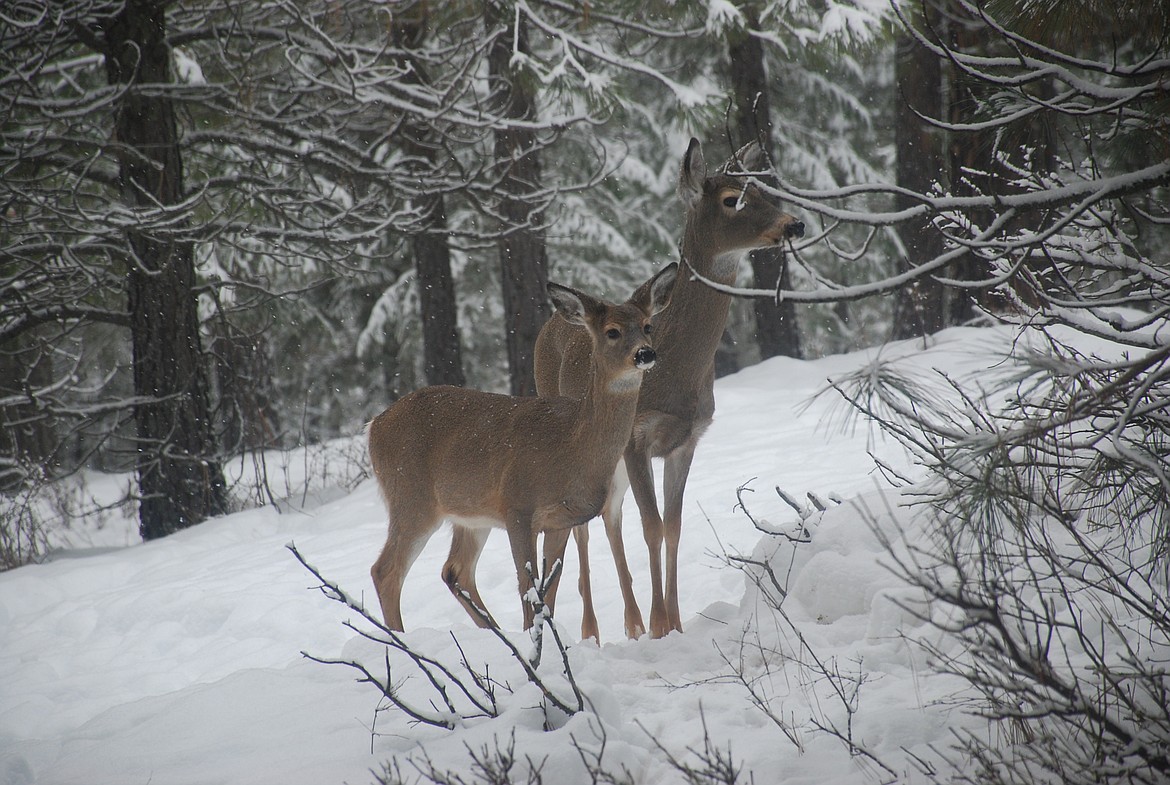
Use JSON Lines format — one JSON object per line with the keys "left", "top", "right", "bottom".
{"left": 288, "top": 542, "right": 498, "bottom": 728}
{"left": 450, "top": 558, "right": 584, "bottom": 720}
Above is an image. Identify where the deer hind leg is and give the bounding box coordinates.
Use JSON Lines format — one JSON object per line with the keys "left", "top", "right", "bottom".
{"left": 662, "top": 440, "right": 697, "bottom": 634}
{"left": 601, "top": 459, "right": 645, "bottom": 639}
{"left": 371, "top": 501, "right": 442, "bottom": 632}
{"left": 444, "top": 526, "right": 494, "bottom": 628}
{"left": 626, "top": 445, "right": 669, "bottom": 638}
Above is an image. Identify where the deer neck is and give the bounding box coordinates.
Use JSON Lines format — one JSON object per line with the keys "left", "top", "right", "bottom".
{"left": 648, "top": 229, "right": 740, "bottom": 397}
{"left": 682, "top": 219, "right": 744, "bottom": 284}
{"left": 574, "top": 359, "right": 643, "bottom": 466}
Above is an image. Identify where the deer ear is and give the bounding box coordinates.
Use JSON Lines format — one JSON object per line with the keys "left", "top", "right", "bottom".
{"left": 724, "top": 140, "right": 767, "bottom": 173}
{"left": 632, "top": 262, "right": 678, "bottom": 316}
{"left": 548, "top": 283, "right": 599, "bottom": 327}
{"left": 677, "top": 138, "right": 706, "bottom": 206}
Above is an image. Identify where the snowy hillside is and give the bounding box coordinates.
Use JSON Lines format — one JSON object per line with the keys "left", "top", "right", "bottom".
{"left": 0, "top": 327, "right": 1029, "bottom": 784}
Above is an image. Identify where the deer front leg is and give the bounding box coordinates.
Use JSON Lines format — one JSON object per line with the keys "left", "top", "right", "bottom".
{"left": 626, "top": 444, "right": 669, "bottom": 638}
{"left": 572, "top": 524, "right": 600, "bottom": 642}
{"left": 540, "top": 528, "right": 572, "bottom": 614}
{"left": 662, "top": 440, "right": 697, "bottom": 634}
{"left": 506, "top": 515, "right": 540, "bottom": 629}
{"left": 570, "top": 459, "right": 641, "bottom": 642}
{"left": 601, "top": 459, "right": 645, "bottom": 639}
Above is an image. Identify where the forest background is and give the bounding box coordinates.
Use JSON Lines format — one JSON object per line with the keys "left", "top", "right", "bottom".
{"left": 2, "top": 0, "right": 1163, "bottom": 544}
{"left": 2, "top": 2, "right": 1169, "bottom": 782}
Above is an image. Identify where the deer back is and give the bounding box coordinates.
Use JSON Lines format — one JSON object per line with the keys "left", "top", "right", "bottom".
{"left": 368, "top": 387, "right": 568, "bottom": 520}
{"left": 371, "top": 264, "right": 677, "bottom": 531}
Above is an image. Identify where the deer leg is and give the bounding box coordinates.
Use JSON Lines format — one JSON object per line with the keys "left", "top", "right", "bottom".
{"left": 626, "top": 444, "right": 668, "bottom": 638}
{"left": 560, "top": 459, "right": 637, "bottom": 643}
{"left": 443, "top": 526, "right": 494, "bottom": 628}
{"left": 601, "top": 459, "right": 645, "bottom": 639}
{"left": 572, "top": 524, "right": 600, "bottom": 642}
{"left": 541, "top": 524, "right": 600, "bottom": 640}
{"left": 662, "top": 441, "right": 697, "bottom": 634}
{"left": 506, "top": 516, "right": 540, "bottom": 629}
{"left": 370, "top": 503, "right": 442, "bottom": 632}
{"left": 540, "top": 528, "right": 572, "bottom": 613}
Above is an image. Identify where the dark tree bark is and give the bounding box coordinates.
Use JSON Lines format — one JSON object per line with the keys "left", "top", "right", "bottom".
{"left": 392, "top": 10, "right": 466, "bottom": 388}
{"left": 944, "top": 12, "right": 995, "bottom": 328}
{"left": 413, "top": 206, "right": 466, "bottom": 387}
{"left": 895, "top": 2, "right": 1058, "bottom": 336}
{"left": 728, "top": 12, "right": 802, "bottom": 360}
{"left": 486, "top": 1, "right": 551, "bottom": 397}
{"left": 946, "top": 8, "right": 1056, "bottom": 318}
{"left": 102, "top": 0, "right": 226, "bottom": 539}
{"left": 893, "top": 20, "right": 950, "bottom": 340}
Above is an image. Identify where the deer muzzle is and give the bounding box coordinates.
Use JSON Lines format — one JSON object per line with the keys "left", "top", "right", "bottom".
{"left": 785, "top": 220, "right": 805, "bottom": 239}
{"left": 634, "top": 346, "right": 657, "bottom": 370}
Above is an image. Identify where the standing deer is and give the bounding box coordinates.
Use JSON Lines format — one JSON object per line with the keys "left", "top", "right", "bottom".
{"left": 534, "top": 138, "right": 805, "bottom": 640}
{"left": 367, "top": 264, "right": 677, "bottom": 631}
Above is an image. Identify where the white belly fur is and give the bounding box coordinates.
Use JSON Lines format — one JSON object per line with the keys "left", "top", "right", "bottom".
{"left": 448, "top": 514, "right": 506, "bottom": 531}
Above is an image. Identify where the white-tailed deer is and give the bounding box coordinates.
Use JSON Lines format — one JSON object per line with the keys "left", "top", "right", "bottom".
{"left": 534, "top": 138, "right": 805, "bottom": 640}
{"left": 367, "top": 264, "right": 677, "bottom": 631}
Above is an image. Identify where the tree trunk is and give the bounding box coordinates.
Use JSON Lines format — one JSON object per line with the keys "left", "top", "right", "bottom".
{"left": 946, "top": 6, "right": 1056, "bottom": 318}
{"left": 413, "top": 202, "right": 466, "bottom": 387}
{"left": 749, "top": 253, "right": 799, "bottom": 357}
{"left": 486, "top": 1, "right": 551, "bottom": 397}
{"left": 103, "top": 0, "right": 226, "bottom": 539}
{"left": 392, "top": 10, "right": 466, "bottom": 388}
{"left": 893, "top": 21, "right": 949, "bottom": 340}
{"left": 728, "top": 11, "right": 802, "bottom": 360}
{"left": 945, "top": 11, "right": 993, "bottom": 327}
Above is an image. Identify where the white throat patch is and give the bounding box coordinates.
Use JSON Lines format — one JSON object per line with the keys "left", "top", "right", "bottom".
{"left": 608, "top": 369, "right": 643, "bottom": 394}
{"left": 710, "top": 250, "right": 748, "bottom": 280}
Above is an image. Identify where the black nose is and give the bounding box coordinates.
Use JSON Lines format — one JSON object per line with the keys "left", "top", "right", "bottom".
{"left": 785, "top": 221, "right": 805, "bottom": 239}
{"left": 634, "top": 346, "right": 656, "bottom": 369}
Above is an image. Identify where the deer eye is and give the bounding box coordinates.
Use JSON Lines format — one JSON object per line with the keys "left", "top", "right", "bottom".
{"left": 606, "top": 328, "right": 621, "bottom": 340}
{"left": 643, "top": 323, "right": 652, "bottom": 335}
{"left": 722, "top": 195, "right": 740, "bottom": 208}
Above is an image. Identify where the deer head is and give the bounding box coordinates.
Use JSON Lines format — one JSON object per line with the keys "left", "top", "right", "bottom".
{"left": 677, "top": 138, "right": 805, "bottom": 280}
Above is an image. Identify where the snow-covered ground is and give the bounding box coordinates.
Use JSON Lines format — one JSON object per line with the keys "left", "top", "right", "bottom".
{"left": 1, "top": 326, "right": 1015, "bottom": 785}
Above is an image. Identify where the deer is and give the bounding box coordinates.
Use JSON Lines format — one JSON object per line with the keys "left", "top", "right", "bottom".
{"left": 533, "top": 138, "right": 805, "bottom": 640}
{"left": 366, "top": 263, "right": 677, "bottom": 631}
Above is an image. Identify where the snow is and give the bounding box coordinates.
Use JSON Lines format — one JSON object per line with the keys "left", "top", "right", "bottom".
{"left": 1, "top": 326, "right": 1018, "bottom": 784}
{"left": 704, "top": 0, "right": 745, "bottom": 35}
{"left": 172, "top": 47, "right": 206, "bottom": 85}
